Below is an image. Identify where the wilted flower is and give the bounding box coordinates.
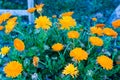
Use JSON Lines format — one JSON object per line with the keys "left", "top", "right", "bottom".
{"left": 35, "top": 4, "right": 44, "bottom": 12}
{"left": 33, "top": 56, "right": 39, "bottom": 67}
{"left": 52, "top": 43, "right": 64, "bottom": 52}
{"left": 112, "top": 19, "right": 120, "bottom": 28}
{"left": 67, "top": 31, "right": 80, "bottom": 39}
{"left": 27, "top": 7, "right": 36, "bottom": 13}
{"left": 89, "top": 37, "right": 103, "bottom": 46}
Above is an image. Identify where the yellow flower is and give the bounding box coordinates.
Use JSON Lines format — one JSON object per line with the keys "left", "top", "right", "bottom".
{"left": 96, "top": 24, "right": 105, "bottom": 28}
{"left": 70, "top": 48, "right": 88, "bottom": 62}
{"left": 59, "top": 16, "right": 76, "bottom": 29}
{"left": 35, "top": 3, "right": 44, "bottom": 12}
{"left": 112, "top": 19, "right": 120, "bottom": 28}
{"left": 103, "top": 28, "right": 118, "bottom": 38}
{"left": 67, "top": 31, "right": 79, "bottom": 39}
{"left": 27, "top": 7, "right": 36, "bottom": 13}
{"left": 14, "top": 38, "right": 25, "bottom": 51}
{"left": 89, "top": 37, "right": 103, "bottom": 46}
{"left": 4, "top": 61, "right": 23, "bottom": 78}
{"left": 62, "top": 63, "right": 79, "bottom": 78}
{"left": 0, "top": 46, "right": 10, "bottom": 56}
{"left": 52, "top": 43, "right": 64, "bottom": 52}
{"left": 61, "top": 11, "right": 74, "bottom": 17}
{"left": 35, "top": 16, "right": 52, "bottom": 30}
{"left": 0, "top": 26, "right": 4, "bottom": 30}
{"left": 97, "top": 55, "right": 113, "bottom": 70}
{"left": 33, "top": 56, "right": 39, "bottom": 67}
{"left": 92, "top": 17, "right": 97, "bottom": 21}
{"left": 5, "top": 17, "right": 17, "bottom": 34}
{"left": 90, "top": 27, "right": 103, "bottom": 36}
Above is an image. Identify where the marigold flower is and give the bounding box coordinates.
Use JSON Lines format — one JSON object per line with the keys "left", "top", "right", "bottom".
{"left": 92, "top": 17, "right": 97, "bottom": 21}
{"left": 35, "top": 16, "right": 52, "bottom": 30}
{"left": 96, "top": 24, "right": 105, "bottom": 28}
{"left": 0, "top": 26, "right": 4, "bottom": 30}
{"left": 67, "top": 31, "right": 79, "bottom": 39}
{"left": 0, "top": 46, "right": 10, "bottom": 56}
{"left": 33, "top": 56, "right": 39, "bottom": 67}
{"left": 103, "top": 28, "right": 118, "bottom": 38}
{"left": 89, "top": 37, "right": 103, "bottom": 46}
{"left": 52, "top": 43, "right": 64, "bottom": 52}
{"left": 35, "top": 4, "right": 44, "bottom": 12}
{"left": 62, "top": 63, "right": 79, "bottom": 78}
{"left": 61, "top": 11, "right": 74, "bottom": 17}
{"left": 14, "top": 38, "right": 25, "bottom": 51}
{"left": 112, "top": 19, "right": 120, "bottom": 28}
{"left": 27, "top": 7, "right": 36, "bottom": 13}
{"left": 70, "top": 48, "right": 88, "bottom": 62}
{"left": 90, "top": 27, "right": 103, "bottom": 36}
{"left": 5, "top": 17, "right": 17, "bottom": 34}
{"left": 97, "top": 55, "right": 113, "bottom": 70}
{"left": 4, "top": 61, "right": 23, "bottom": 78}
{"left": 59, "top": 16, "right": 76, "bottom": 29}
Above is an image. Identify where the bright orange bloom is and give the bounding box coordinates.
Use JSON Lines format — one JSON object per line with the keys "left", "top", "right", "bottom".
{"left": 90, "top": 27, "right": 103, "bottom": 36}
{"left": 0, "top": 26, "right": 4, "bottom": 30}
{"left": 89, "top": 37, "right": 103, "bottom": 46}
{"left": 52, "top": 43, "right": 64, "bottom": 52}
{"left": 61, "top": 11, "right": 74, "bottom": 17}
{"left": 103, "top": 28, "right": 118, "bottom": 38}
{"left": 33, "top": 56, "right": 39, "bottom": 67}
{"left": 112, "top": 19, "right": 120, "bottom": 28}
{"left": 67, "top": 31, "right": 80, "bottom": 39}
{"left": 35, "top": 3, "right": 44, "bottom": 12}
{"left": 92, "top": 17, "right": 97, "bottom": 21}
{"left": 14, "top": 38, "right": 25, "bottom": 51}
{"left": 27, "top": 7, "right": 36, "bottom": 13}
{"left": 96, "top": 24, "right": 105, "bottom": 28}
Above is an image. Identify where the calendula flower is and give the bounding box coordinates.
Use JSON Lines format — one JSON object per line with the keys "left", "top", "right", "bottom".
{"left": 27, "top": 7, "right": 36, "bottom": 13}
{"left": 62, "top": 63, "right": 79, "bottom": 78}
{"left": 35, "top": 16, "right": 52, "bottom": 30}
{"left": 0, "top": 46, "right": 10, "bottom": 56}
{"left": 112, "top": 19, "right": 120, "bottom": 28}
{"left": 0, "top": 26, "right": 4, "bottom": 30}
{"left": 89, "top": 37, "right": 103, "bottom": 46}
{"left": 61, "top": 11, "right": 74, "bottom": 17}
{"left": 59, "top": 16, "right": 76, "bottom": 29}
{"left": 96, "top": 24, "right": 105, "bottom": 28}
{"left": 92, "top": 17, "right": 97, "bottom": 21}
{"left": 97, "top": 55, "right": 113, "bottom": 70}
{"left": 103, "top": 28, "right": 118, "bottom": 38}
{"left": 4, "top": 61, "right": 23, "bottom": 78}
{"left": 35, "top": 3, "right": 44, "bottom": 12}
{"left": 5, "top": 17, "right": 17, "bottom": 34}
{"left": 33, "top": 56, "right": 39, "bottom": 67}
{"left": 52, "top": 43, "right": 64, "bottom": 52}
{"left": 90, "top": 27, "right": 103, "bottom": 36}
{"left": 67, "top": 31, "right": 79, "bottom": 39}
{"left": 14, "top": 38, "right": 25, "bottom": 51}
{"left": 70, "top": 48, "right": 88, "bottom": 62}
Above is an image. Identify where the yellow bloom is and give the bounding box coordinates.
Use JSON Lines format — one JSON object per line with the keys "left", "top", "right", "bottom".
{"left": 0, "top": 26, "right": 4, "bottom": 30}
{"left": 89, "top": 37, "right": 103, "bottom": 46}
{"left": 4, "top": 61, "right": 23, "bottom": 78}
{"left": 61, "top": 11, "right": 74, "bottom": 17}
{"left": 112, "top": 19, "right": 120, "bottom": 28}
{"left": 92, "top": 17, "right": 97, "bottom": 21}
{"left": 97, "top": 55, "right": 113, "bottom": 70}
{"left": 67, "top": 31, "right": 79, "bottom": 39}
{"left": 33, "top": 56, "right": 39, "bottom": 67}
{"left": 0, "top": 46, "right": 10, "bottom": 55}
{"left": 90, "top": 27, "right": 103, "bottom": 36}
{"left": 27, "top": 7, "right": 36, "bottom": 13}
{"left": 5, "top": 17, "right": 17, "bottom": 34}
{"left": 35, "top": 16, "right": 52, "bottom": 30}
{"left": 96, "top": 24, "right": 105, "bottom": 28}
{"left": 62, "top": 63, "right": 79, "bottom": 78}
{"left": 52, "top": 43, "right": 64, "bottom": 52}
{"left": 70, "top": 48, "right": 88, "bottom": 62}
{"left": 103, "top": 28, "right": 118, "bottom": 38}
{"left": 59, "top": 16, "right": 76, "bottom": 29}
{"left": 35, "top": 3, "right": 44, "bottom": 12}
{"left": 14, "top": 38, "right": 25, "bottom": 51}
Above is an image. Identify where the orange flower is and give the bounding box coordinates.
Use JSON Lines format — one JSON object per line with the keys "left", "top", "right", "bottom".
{"left": 89, "top": 37, "right": 103, "bottom": 46}
{"left": 33, "top": 56, "right": 39, "bottom": 67}
{"left": 90, "top": 27, "right": 103, "bottom": 36}
{"left": 112, "top": 19, "right": 120, "bottom": 28}
{"left": 14, "top": 38, "right": 25, "bottom": 51}
{"left": 52, "top": 43, "right": 64, "bottom": 52}
{"left": 35, "top": 3, "right": 44, "bottom": 12}
{"left": 92, "top": 17, "right": 97, "bottom": 21}
{"left": 67, "top": 31, "right": 80, "bottom": 39}
{"left": 27, "top": 7, "right": 36, "bottom": 13}
{"left": 61, "top": 11, "right": 74, "bottom": 17}
{"left": 103, "top": 28, "right": 118, "bottom": 38}
{"left": 0, "top": 26, "right": 4, "bottom": 30}
{"left": 96, "top": 24, "right": 105, "bottom": 28}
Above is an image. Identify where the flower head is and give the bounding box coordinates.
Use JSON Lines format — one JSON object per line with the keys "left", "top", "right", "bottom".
{"left": 70, "top": 48, "right": 88, "bottom": 62}
{"left": 0, "top": 46, "right": 10, "bottom": 56}
{"left": 61, "top": 11, "right": 74, "bottom": 17}
{"left": 89, "top": 37, "right": 103, "bottom": 46}
{"left": 62, "top": 63, "right": 79, "bottom": 78}
{"left": 4, "top": 61, "right": 23, "bottom": 78}
{"left": 0, "top": 26, "right": 4, "bottom": 30}
{"left": 35, "top": 4, "right": 44, "bottom": 12}
{"left": 97, "top": 55, "right": 113, "bottom": 70}
{"left": 59, "top": 16, "right": 76, "bottom": 29}
{"left": 96, "top": 24, "right": 105, "bottom": 28}
{"left": 27, "top": 7, "right": 36, "bottom": 13}
{"left": 14, "top": 38, "right": 25, "bottom": 51}
{"left": 92, "top": 17, "right": 97, "bottom": 21}
{"left": 35, "top": 16, "right": 52, "bottom": 30}
{"left": 33, "top": 56, "right": 39, "bottom": 67}
{"left": 52, "top": 43, "right": 64, "bottom": 52}
{"left": 112, "top": 19, "right": 120, "bottom": 28}
{"left": 90, "top": 27, "right": 103, "bottom": 36}
{"left": 67, "top": 31, "right": 79, "bottom": 39}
